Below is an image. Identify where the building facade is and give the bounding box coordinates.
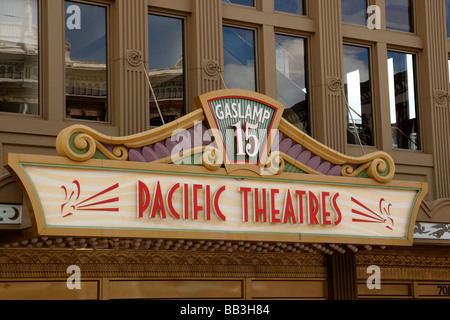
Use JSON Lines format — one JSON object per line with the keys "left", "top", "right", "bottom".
{"left": 0, "top": 0, "right": 450, "bottom": 300}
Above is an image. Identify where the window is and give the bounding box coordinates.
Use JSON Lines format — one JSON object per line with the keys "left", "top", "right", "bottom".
{"left": 387, "top": 51, "right": 419, "bottom": 150}
{"left": 0, "top": 0, "right": 39, "bottom": 116}
{"left": 343, "top": 44, "right": 374, "bottom": 146}
{"left": 275, "top": 0, "right": 304, "bottom": 15}
{"left": 385, "top": 0, "right": 413, "bottom": 32}
{"left": 148, "top": 14, "right": 185, "bottom": 127}
{"left": 223, "top": 25, "right": 257, "bottom": 91}
{"left": 275, "top": 34, "right": 309, "bottom": 134}
{"left": 341, "top": 0, "right": 367, "bottom": 26}
{"left": 65, "top": 1, "right": 108, "bottom": 122}
{"left": 446, "top": 0, "right": 450, "bottom": 38}
{"left": 222, "top": 0, "right": 254, "bottom": 7}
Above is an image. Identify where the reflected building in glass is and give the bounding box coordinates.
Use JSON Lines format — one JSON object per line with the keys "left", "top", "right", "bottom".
{"left": 64, "top": 1, "right": 108, "bottom": 122}
{"left": 0, "top": 0, "right": 39, "bottom": 116}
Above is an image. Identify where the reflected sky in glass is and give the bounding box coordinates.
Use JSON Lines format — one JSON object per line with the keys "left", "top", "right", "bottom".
{"left": 148, "top": 14, "right": 185, "bottom": 126}
{"left": 385, "top": 0, "right": 412, "bottom": 32}
{"left": 222, "top": 0, "right": 254, "bottom": 7}
{"left": 275, "top": 34, "right": 309, "bottom": 133}
{"left": 341, "top": 0, "right": 367, "bottom": 25}
{"left": 275, "top": 0, "right": 304, "bottom": 15}
{"left": 148, "top": 14, "right": 183, "bottom": 70}
{"left": 343, "top": 44, "right": 373, "bottom": 146}
{"left": 223, "top": 26, "right": 256, "bottom": 91}
{"left": 387, "top": 51, "right": 419, "bottom": 150}
{"left": 446, "top": 0, "right": 450, "bottom": 38}
{"left": 65, "top": 1, "right": 106, "bottom": 63}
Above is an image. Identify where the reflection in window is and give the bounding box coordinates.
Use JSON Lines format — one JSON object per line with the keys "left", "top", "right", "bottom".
{"left": 385, "top": 0, "right": 413, "bottom": 32}
{"left": 65, "top": 1, "right": 108, "bottom": 122}
{"left": 343, "top": 45, "right": 373, "bottom": 146}
{"left": 148, "top": 14, "right": 185, "bottom": 127}
{"left": 446, "top": 0, "right": 450, "bottom": 38}
{"left": 222, "top": 0, "right": 254, "bottom": 7}
{"left": 0, "top": 0, "right": 39, "bottom": 116}
{"left": 387, "top": 51, "right": 419, "bottom": 150}
{"left": 275, "top": 0, "right": 304, "bottom": 15}
{"left": 275, "top": 34, "right": 309, "bottom": 134}
{"left": 341, "top": 0, "right": 367, "bottom": 25}
{"left": 223, "top": 26, "right": 256, "bottom": 91}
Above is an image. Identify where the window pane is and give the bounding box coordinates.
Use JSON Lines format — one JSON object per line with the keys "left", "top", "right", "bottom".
{"left": 0, "top": 0, "right": 39, "bottom": 115}
{"left": 275, "top": 0, "right": 304, "bottom": 15}
{"left": 387, "top": 51, "right": 419, "bottom": 150}
{"left": 343, "top": 45, "right": 374, "bottom": 146}
{"left": 148, "top": 14, "right": 185, "bottom": 127}
{"left": 65, "top": 1, "right": 108, "bottom": 122}
{"left": 385, "top": 0, "right": 413, "bottom": 32}
{"left": 275, "top": 34, "right": 309, "bottom": 134}
{"left": 341, "top": 0, "right": 367, "bottom": 25}
{"left": 446, "top": 0, "right": 450, "bottom": 38}
{"left": 223, "top": 26, "right": 256, "bottom": 91}
{"left": 222, "top": 0, "right": 254, "bottom": 6}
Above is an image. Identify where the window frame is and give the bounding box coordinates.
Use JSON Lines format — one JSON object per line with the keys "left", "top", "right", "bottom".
{"left": 222, "top": 22, "right": 259, "bottom": 92}
{"left": 342, "top": 41, "right": 376, "bottom": 147}
{"left": 386, "top": 48, "right": 421, "bottom": 151}
{"left": 63, "top": 0, "right": 111, "bottom": 124}
{"left": 0, "top": 0, "right": 41, "bottom": 118}
{"left": 148, "top": 11, "right": 188, "bottom": 127}
{"left": 274, "top": 30, "right": 311, "bottom": 134}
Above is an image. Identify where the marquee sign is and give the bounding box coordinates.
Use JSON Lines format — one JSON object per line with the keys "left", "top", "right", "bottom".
{"left": 4, "top": 89, "right": 427, "bottom": 246}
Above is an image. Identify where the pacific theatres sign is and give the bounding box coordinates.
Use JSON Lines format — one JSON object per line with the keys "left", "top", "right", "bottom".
{"left": 5, "top": 90, "right": 427, "bottom": 246}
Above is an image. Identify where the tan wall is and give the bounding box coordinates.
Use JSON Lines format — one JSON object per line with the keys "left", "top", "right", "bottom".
{"left": 0, "top": 1, "right": 449, "bottom": 221}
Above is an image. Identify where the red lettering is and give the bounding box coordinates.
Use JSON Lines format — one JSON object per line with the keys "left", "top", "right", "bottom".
{"left": 240, "top": 187, "right": 252, "bottom": 222}
{"left": 167, "top": 183, "right": 180, "bottom": 219}
{"left": 270, "top": 188, "right": 280, "bottom": 223}
{"left": 254, "top": 188, "right": 267, "bottom": 223}
{"left": 332, "top": 193, "right": 342, "bottom": 226}
{"left": 282, "top": 190, "right": 296, "bottom": 224}
{"left": 214, "top": 186, "right": 226, "bottom": 221}
{"left": 205, "top": 185, "right": 211, "bottom": 220}
{"left": 308, "top": 191, "right": 319, "bottom": 225}
{"left": 150, "top": 181, "right": 166, "bottom": 219}
{"left": 295, "top": 190, "right": 306, "bottom": 224}
{"left": 321, "top": 192, "right": 332, "bottom": 225}
{"left": 183, "top": 183, "right": 189, "bottom": 219}
{"left": 138, "top": 180, "right": 150, "bottom": 218}
{"left": 192, "top": 184, "right": 203, "bottom": 220}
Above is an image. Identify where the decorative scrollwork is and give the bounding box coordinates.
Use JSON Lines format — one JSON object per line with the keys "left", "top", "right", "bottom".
{"left": 260, "top": 152, "right": 285, "bottom": 176}
{"left": 340, "top": 152, "right": 395, "bottom": 183}
{"left": 202, "top": 146, "right": 223, "bottom": 171}
{"left": 56, "top": 125, "right": 129, "bottom": 162}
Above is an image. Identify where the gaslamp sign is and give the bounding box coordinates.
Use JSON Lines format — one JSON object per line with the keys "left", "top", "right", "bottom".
{"left": 4, "top": 90, "right": 427, "bottom": 246}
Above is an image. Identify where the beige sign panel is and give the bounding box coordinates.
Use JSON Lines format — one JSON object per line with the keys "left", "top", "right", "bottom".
{"left": 5, "top": 153, "right": 425, "bottom": 246}
{"left": 4, "top": 90, "right": 427, "bottom": 246}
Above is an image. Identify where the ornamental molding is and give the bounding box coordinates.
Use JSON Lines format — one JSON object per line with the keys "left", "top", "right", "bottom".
{"left": 356, "top": 253, "right": 450, "bottom": 281}
{"left": 204, "top": 60, "right": 220, "bottom": 77}
{"left": 126, "top": 49, "right": 143, "bottom": 67}
{"left": 434, "top": 90, "right": 449, "bottom": 105}
{"left": 0, "top": 248, "right": 327, "bottom": 279}
{"left": 327, "top": 76, "right": 343, "bottom": 92}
